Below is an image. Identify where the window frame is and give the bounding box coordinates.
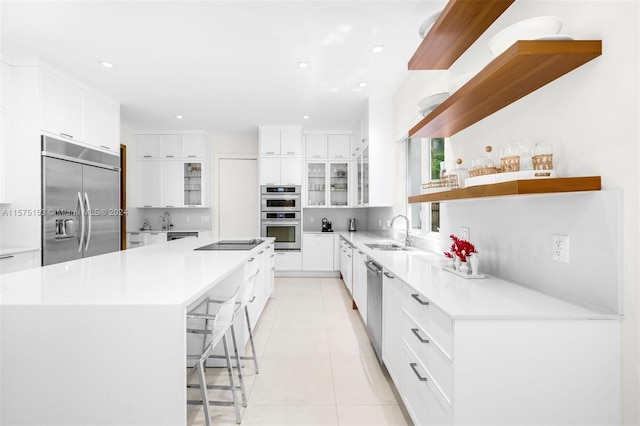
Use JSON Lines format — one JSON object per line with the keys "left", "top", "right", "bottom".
{"left": 406, "top": 136, "right": 443, "bottom": 238}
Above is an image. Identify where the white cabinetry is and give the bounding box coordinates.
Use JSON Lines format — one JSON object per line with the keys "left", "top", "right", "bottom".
{"left": 352, "top": 248, "right": 368, "bottom": 323}
{"left": 274, "top": 251, "right": 302, "bottom": 271}
{"left": 86, "top": 91, "right": 120, "bottom": 152}
{"left": 40, "top": 68, "right": 86, "bottom": 143}
{"left": 259, "top": 157, "right": 302, "bottom": 186}
{"left": 339, "top": 237, "right": 353, "bottom": 294}
{"left": 305, "top": 134, "right": 328, "bottom": 159}
{"left": 327, "top": 134, "right": 351, "bottom": 159}
{"left": 136, "top": 134, "right": 207, "bottom": 207}
{"left": 0, "top": 250, "right": 40, "bottom": 275}
{"left": 306, "top": 161, "right": 349, "bottom": 207}
{"left": 259, "top": 126, "right": 302, "bottom": 186}
{"left": 302, "top": 233, "right": 334, "bottom": 271}
{"left": 353, "top": 100, "right": 392, "bottom": 206}
{"left": 126, "top": 232, "right": 167, "bottom": 249}
{"left": 382, "top": 270, "right": 405, "bottom": 387}
{"left": 259, "top": 127, "right": 302, "bottom": 155}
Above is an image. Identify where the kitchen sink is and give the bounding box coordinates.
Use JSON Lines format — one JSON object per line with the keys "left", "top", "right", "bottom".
{"left": 365, "top": 243, "right": 409, "bottom": 251}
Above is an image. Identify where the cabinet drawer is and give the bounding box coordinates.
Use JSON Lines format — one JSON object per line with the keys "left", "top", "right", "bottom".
{"left": 0, "top": 252, "right": 35, "bottom": 275}
{"left": 403, "top": 310, "right": 453, "bottom": 403}
{"left": 127, "top": 241, "right": 145, "bottom": 249}
{"left": 403, "top": 345, "right": 452, "bottom": 426}
{"left": 127, "top": 232, "right": 146, "bottom": 242}
{"left": 402, "top": 283, "right": 453, "bottom": 359}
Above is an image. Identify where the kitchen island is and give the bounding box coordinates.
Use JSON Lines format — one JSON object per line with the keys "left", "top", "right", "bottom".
{"left": 0, "top": 237, "right": 274, "bottom": 426}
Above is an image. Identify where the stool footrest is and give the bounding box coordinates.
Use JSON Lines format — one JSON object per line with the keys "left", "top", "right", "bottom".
{"left": 187, "top": 400, "right": 236, "bottom": 407}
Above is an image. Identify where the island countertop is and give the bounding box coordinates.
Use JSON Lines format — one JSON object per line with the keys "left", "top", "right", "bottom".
{"left": 0, "top": 237, "right": 273, "bottom": 307}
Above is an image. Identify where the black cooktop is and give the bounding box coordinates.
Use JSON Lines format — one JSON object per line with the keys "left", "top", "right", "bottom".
{"left": 195, "top": 239, "right": 264, "bottom": 251}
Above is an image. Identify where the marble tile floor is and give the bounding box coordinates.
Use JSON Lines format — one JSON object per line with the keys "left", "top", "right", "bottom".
{"left": 187, "top": 277, "right": 411, "bottom": 426}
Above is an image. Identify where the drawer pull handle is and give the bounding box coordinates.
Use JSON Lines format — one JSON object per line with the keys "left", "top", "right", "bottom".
{"left": 270, "top": 254, "right": 275, "bottom": 258}
{"left": 248, "top": 257, "right": 255, "bottom": 262}
{"left": 383, "top": 272, "right": 395, "bottom": 279}
{"left": 60, "top": 133, "right": 74, "bottom": 139}
{"left": 411, "top": 293, "right": 429, "bottom": 305}
{"left": 411, "top": 328, "right": 429, "bottom": 344}
{"left": 0, "top": 255, "right": 15, "bottom": 260}
{"left": 410, "top": 363, "right": 427, "bottom": 382}
{"left": 259, "top": 251, "right": 265, "bottom": 254}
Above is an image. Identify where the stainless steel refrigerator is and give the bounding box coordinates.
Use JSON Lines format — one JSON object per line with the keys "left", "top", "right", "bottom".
{"left": 42, "top": 136, "right": 120, "bottom": 266}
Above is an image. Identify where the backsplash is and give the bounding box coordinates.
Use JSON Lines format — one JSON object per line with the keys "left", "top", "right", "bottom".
{"left": 126, "top": 208, "right": 212, "bottom": 232}
{"left": 302, "top": 206, "right": 394, "bottom": 234}
{"left": 440, "top": 190, "right": 622, "bottom": 314}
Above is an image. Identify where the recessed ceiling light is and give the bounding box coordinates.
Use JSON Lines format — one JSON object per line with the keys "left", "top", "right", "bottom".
{"left": 358, "top": 81, "right": 369, "bottom": 88}
{"left": 303, "top": 115, "right": 309, "bottom": 119}
{"left": 371, "top": 45, "right": 385, "bottom": 53}
{"left": 175, "top": 115, "right": 184, "bottom": 119}
{"left": 99, "top": 61, "right": 115, "bottom": 69}
{"left": 298, "top": 61, "right": 309, "bottom": 69}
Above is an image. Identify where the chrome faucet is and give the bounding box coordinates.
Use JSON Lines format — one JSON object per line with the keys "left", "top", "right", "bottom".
{"left": 390, "top": 214, "right": 411, "bottom": 247}
{"left": 161, "top": 211, "right": 172, "bottom": 230}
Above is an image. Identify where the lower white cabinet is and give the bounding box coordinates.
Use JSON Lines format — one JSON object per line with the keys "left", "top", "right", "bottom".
{"left": 0, "top": 250, "right": 40, "bottom": 275}
{"left": 274, "top": 251, "right": 302, "bottom": 271}
{"left": 339, "top": 237, "right": 353, "bottom": 294}
{"left": 389, "top": 280, "right": 620, "bottom": 426}
{"left": 302, "top": 233, "right": 334, "bottom": 271}
{"left": 126, "top": 232, "right": 166, "bottom": 249}
{"left": 352, "top": 247, "right": 367, "bottom": 323}
{"left": 382, "top": 269, "right": 403, "bottom": 385}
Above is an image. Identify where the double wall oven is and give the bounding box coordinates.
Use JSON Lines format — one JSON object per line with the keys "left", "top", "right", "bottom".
{"left": 260, "top": 185, "right": 301, "bottom": 250}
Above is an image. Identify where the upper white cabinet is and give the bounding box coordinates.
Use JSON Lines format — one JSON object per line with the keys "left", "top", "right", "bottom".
{"left": 1, "top": 60, "right": 10, "bottom": 113}
{"left": 305, "top": 133, "right": 351, "bottom": 159}
{"left": 305, "top": 134, "right": 328, "bottom": 159}
{"left": 86, "top": 91, "right": 120, "bottom": 152}
{"left": 137, "top": 134, "right": 204, "bottom": 159}
{"left": 40, "top": 68, "right": 86, "bottom": 143}
{"left": 258, "top": 126, "right": 302, "bottom": 185}
{"left": 259, "top": 157, "right": 302, "bottom": 186}
{"left": 353, "top": 100, "right": 392, "bottom": 206}
{"left": 327, "top": 134, "right": 351, "bottom": 159}
{"left": 136, "top": 133, "right": 208, "bottom": 207}
{"left": 160, "top": 135, "right": 182, "bottom": 158}
{"left": 259, "top": 126, "right": 302, "bottom": 155}
{"left": 182, "top": 134, "right": 205, "bottom": 157}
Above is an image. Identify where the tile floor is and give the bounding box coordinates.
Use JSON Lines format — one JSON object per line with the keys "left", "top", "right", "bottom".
{"left": 187, "top": 277, "right": 411, "bottom": 426}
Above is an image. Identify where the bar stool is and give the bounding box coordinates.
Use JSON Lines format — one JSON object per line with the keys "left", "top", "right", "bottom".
{"left": 186, "top": 288, "right": 241, "bottom": 425}
{"left": 206, "top": 269, "right": 261, "bottom": 374}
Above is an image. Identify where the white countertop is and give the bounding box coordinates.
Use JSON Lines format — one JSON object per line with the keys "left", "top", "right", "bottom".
{"left": 0, "top": 238, "right": 272, "bottom": 307}
{"left": 126, "top": 229, "right": 207, "bottom": 233}
{"left": 338, "top": 231, "right": 619, "bottom": 321}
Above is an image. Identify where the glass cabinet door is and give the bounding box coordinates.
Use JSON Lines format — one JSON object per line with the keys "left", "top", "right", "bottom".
{"left": 184, "top": 161, "right": 202, "bottom": 206}
{"left": 362, "top": 145, "right": 369, "bottom": 205}
{"left": 329, "top": 162, "right": 348, "bottom": 207}
{"left": 307, "top": 162, "right": 326, "bottom": 206}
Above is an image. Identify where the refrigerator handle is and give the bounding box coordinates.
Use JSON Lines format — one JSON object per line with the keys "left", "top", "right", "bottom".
{"left": 77, "top": 192, "right": 85, "bottom": 252}
{"left": 84, "top": 192, "right": 92, "bottom": 251}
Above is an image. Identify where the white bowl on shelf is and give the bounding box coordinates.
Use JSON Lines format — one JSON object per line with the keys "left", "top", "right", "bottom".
{"left": 448, "top": 70, "right": 478, "bottom": 95}
{"left": 488, "top": 16, "right": 563, "bottom": 57}
{"left": 418, "top": 10, "right": 442, "bottom": 39}
{"left": 417, "top": 92, "right": 449, "bottom": 116}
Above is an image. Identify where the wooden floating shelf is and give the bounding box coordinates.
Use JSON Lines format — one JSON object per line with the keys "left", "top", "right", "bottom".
{"left": 409, "top": 40, "right": 602, "bottom": 139}
{"left": 408, "top": 176, "right": 601, "bottom": 203}
{"left": 409, "top": 0, "right": 514, "bottom": 70}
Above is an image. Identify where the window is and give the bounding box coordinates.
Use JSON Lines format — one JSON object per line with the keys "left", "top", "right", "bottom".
{"left": 407, "top": 137, "right": 444, "bottom": 234}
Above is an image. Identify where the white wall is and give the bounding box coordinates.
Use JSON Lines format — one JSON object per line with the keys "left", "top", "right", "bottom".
{"left": 392, "top": 1, "right": 639, "bottom": 424}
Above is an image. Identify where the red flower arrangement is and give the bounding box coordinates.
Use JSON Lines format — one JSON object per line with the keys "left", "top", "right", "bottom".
{"left": 444, "top": 234, "right": 477, "bottom": 262}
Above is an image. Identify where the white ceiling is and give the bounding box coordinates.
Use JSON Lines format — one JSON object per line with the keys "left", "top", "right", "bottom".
{"left": 1, "top": 0, "right": 445, "bottom": 134}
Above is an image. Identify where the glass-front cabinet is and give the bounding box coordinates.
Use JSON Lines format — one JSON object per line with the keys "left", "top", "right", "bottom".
{"left": 183, "top": 161, "right": 203, "bottom": 206}
{"left": 355, "top": 145, "right": 369, "bottom": 206}
{"left": 306, "top": 161, "right": 349, "bottom": 207}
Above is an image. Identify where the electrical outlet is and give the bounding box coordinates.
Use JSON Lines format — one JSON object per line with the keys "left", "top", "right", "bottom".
{"left": 460, "top": 227, "right": 470, "bottom": 241}
{"left": 552, "top": 234, "right": 570, "bottom": 263}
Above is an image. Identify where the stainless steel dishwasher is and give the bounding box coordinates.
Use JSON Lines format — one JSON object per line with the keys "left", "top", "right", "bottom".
{"left": 365, "top": 257, "right": 383, "bottom": 363}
